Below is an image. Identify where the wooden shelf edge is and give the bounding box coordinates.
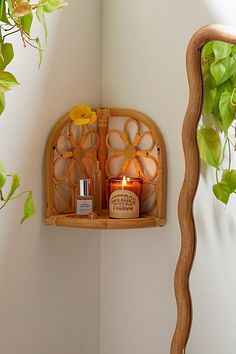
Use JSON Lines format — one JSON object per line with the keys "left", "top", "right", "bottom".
{"left": 45, "top": 214, "right": 165, "bottom": 229}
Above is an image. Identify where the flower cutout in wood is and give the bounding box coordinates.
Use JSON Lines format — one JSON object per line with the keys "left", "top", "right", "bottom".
{"left": 105, "top": 118, "right": 158, "bottom": 182}
{"left": 53, "top": 121, "right": 99, "bottom": 213}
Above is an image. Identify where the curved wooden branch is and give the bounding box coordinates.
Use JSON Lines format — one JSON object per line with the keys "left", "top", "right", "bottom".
{"left": 170, "top": 24, "right": 236, "bottom": 354}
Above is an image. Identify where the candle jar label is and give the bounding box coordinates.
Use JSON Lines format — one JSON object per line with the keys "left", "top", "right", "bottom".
{"left": 109, "top": 190, "right": 139, "bottom": 218}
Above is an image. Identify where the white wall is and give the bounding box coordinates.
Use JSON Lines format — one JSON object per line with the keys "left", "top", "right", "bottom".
{"left": 101, "top": 1, "right": 187, "bottom": 353}
{"left": 101, "top": 1, "right": 236, "bottom": 354}
{"left": 0, "top": 1, "right": 101, "bottom": 354}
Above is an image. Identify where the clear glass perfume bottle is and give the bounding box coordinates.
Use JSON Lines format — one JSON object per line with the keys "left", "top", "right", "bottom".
{"left": 91, "top": 160, "right": 102, "bottom": 215}
{"left": 75, "top": 179, "right": 93, "bottom": 216}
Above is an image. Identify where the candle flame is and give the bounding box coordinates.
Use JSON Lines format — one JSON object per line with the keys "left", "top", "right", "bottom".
{"left": 122, "top": 176, "right": 127, "bottom": 186}
{"left": 122, "top": 176, "right": 130, "bottom": 186}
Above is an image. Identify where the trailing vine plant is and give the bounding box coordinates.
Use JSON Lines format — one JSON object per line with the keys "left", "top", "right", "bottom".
{"left": 0, "top": 0, "right": 67, "bottom": 222}
{"left": 198, "top": 40, "right": 236, "bottom": 204}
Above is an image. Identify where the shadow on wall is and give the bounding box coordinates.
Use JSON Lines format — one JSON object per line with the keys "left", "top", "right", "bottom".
{"left": 0, "top": 1, "right": 101, "bottom": 354}
{"left": 100, "top": 1, "right": 224, "bottom": 354}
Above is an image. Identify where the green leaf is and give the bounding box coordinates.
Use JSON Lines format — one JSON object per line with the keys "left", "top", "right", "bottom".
{"left": 0, "top": 0, "right": 10, "bottom": 24}
{"left": 222, "top": 170, "right": 236, "bottom": 190}
{"left": 231, "top": 45, "right": 236, "bottom": 65}
{"left": 21, "top": 11, "right": 33, "bottom": 34}
{"left": 36, "top": 37, "right": 43, "bottom": 68}
{"left": 197, "top": 127, "right": 222, "bottom": 168}
{"left": 202, "top": 68, "right": 217, "bottom": 90}
{"left": 213, "top": 182, "right": 231, "bottom": 204}
{"left": 36, "top": 5, "right": 48, "bottom": 40}
{"left": 0, "top": 31, "right": 4, "bottom": 62}
{"left": 7, "top": 0, "right": 13, "bottom": 13}
{"left": 20, "top": 191, "right": 35, "bottom": 224}
{"left": 219, "top": 91, "right": 235, "bottom": 133}
{"left": 0, "top": 71, "right": 19, "bottom": 92}
{"left": 0, "top": 43, "right": 14, "bottom": 70}
{"left": 211, "top": 81, "right": 234, "bottom": 128}
{"left": 210, "top": 58, "right": 227, "bottom": 85}
{"left": 41, "top": 0, "right": 67, "bottom": 13}
{"left": 202, "top": 41, "right": 214, "bottom": 59}
{"left": 203, "top": 87, "right": 217, "bottom": 117}
{"left": 213, "top": 169, "right": 236, "bottom": 204}
{"left": 210, "top": 57, "right": 232, "bottom": 85}
{"left": 5, "top": 173, "right": 20, "bottom": 202}
{"left": 213, "top": 41, "right": 232, "bottom": 60}
{"left": 42, "top": 0, "right": 60, "bottom": 12}
{"left": 0, "top": 0, "right": 5, "bottom": 19}
{"left": 0, "top": 160, "right": 6, "bottom": 189}
{"left": 201, "top": 51, "right": 217, "bottom": 90}
{"left": 0, "top": 92, "right": 5, "bottom": 115}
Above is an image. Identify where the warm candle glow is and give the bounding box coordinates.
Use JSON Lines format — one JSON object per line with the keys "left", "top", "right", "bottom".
{"left": 122, "top": 176, "right": 130, "bottom": 186}
{"left": 122, "top": 176, "right": 127, "bottom": 186}
{"left": 108, "top": 177, "right": 143, "bottom": 219}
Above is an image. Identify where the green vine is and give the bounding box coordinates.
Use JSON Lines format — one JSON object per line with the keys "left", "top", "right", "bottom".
{"left": 198, "top": 40, "right": 236, "bottom": 204}
{"left": 0, "top": 0, "right": 67, "bottom": 222}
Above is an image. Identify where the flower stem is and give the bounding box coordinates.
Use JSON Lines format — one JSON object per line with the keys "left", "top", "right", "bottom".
{"left": 227, "top": 137, "right": 232, "bottom": 170}
{"left": 0, "top": 190, "right": 30, "bottom": 210}
{"left": 9, "top": 190, "right": 31, "bottom": 200}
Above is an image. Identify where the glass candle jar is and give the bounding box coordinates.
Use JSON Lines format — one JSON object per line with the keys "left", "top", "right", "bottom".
{"left": 108, "top": 177, "right": 143, "bottom": 219}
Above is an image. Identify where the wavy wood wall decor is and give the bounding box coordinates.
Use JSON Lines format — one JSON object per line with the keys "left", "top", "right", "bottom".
{"left": 170, "top": 25, "right": 236, "bottom": 354}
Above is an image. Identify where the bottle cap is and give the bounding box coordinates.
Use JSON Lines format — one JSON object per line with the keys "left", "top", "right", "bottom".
{"left": 79, "top": 179, "right": 91, "bottom": 196}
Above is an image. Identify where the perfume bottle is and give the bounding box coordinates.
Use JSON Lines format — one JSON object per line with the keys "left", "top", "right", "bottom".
{"left": 91, "top": 160, "right": 102, "bottom": 215}
{"left": 75, "top": 179, "right": 93, "bottom": 216}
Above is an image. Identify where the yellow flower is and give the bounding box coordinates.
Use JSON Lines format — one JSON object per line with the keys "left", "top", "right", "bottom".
{"left": 70, "top": 104, "right": 97, "bottom": 125}
{"left": 12, "top": 0, "right": 32, "bottom": 17}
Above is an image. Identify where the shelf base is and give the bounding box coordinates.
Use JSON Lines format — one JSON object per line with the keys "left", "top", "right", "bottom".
{"left": 45, "top": 213, "right": 165, "bottom": 229}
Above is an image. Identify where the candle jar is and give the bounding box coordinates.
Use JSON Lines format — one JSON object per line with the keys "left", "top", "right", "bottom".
{"left": 108, "top": 177, "right": 143, "bottom": 219}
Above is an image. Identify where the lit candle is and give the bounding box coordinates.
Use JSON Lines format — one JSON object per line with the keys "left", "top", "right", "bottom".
{"left": 108, "top": 176, "right": 143, "bottom": 218}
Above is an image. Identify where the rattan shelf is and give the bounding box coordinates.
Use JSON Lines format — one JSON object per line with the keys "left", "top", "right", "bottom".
{"left": 45, "top": 214, "right": 165, "bottom": 229}
{"left": 45, "top": 107, "right": 167, "bottom": 229}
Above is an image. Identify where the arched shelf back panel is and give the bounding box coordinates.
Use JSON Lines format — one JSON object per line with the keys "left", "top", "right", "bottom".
{"left": 45, "top": 108, "right": 167, "bottom": 229}
{"left": 170, "top": 25, "right": 236, "bottom": 354}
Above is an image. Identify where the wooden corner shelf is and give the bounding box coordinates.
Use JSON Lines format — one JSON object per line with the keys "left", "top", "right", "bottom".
{"left": 45, "top": 107, "right": 167, "bottom": 229}
{"left": 45, "top": 214, "right": 165, "bottom": 229}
